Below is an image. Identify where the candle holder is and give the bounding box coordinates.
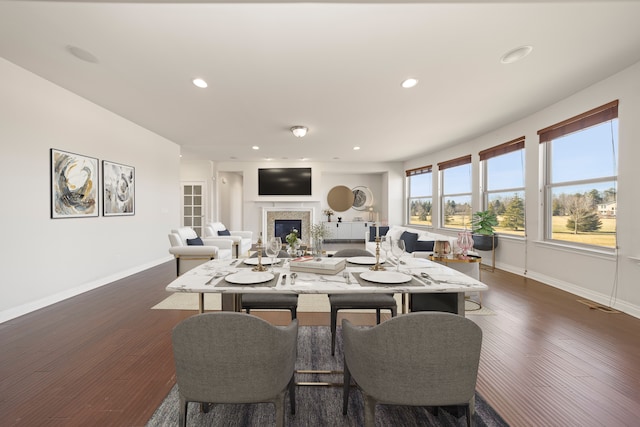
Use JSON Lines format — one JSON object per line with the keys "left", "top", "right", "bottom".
{"left": 369, "top": 236, "right": 386, "bottom": 271}
{"left": 252, "top": 232, "right": 268, "bottom": 272}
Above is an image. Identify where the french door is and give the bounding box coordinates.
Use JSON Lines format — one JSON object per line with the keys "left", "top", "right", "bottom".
{"left": 182, "top": 182, "right": 205, "bottom": 236}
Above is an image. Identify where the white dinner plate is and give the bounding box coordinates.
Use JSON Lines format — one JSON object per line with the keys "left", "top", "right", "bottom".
{"left": 359, "top": 271, "right": 412, "bottom": 284}
{"left": 346, "top": 256, "right": 385, "bottom": 265}
{"left": 224, "top": 272, "right": 275, "bottom": 285}
{"left": 243, "top": 258, "right": 280, "bottom": 266}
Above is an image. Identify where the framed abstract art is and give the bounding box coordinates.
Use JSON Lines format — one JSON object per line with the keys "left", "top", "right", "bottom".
{"left": 50, "top": 148, "right": 99, "bottom": 218}
{"left": 102, "top": 160, "right": 135, "bottom": 216}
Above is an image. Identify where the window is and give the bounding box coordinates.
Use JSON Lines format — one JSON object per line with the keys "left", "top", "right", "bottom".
{"left": 438, "top": 155, "right": 472, "bottom": 229}
{"left": 539, "top": 100, "right": 618, "bottom": 249}
{"left": 407, "top": 165, "right": 432, "bottom": 226}
{"left": 479, "top": 137, "right": 526, "bottom": 237}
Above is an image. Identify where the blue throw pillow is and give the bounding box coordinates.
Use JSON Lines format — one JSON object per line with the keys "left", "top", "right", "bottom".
{"left": 400, "top": 231, "right": 419, "bottom": 253}
{"left": 217, "top": 229, "right": 231, "bottom": 236}
{"left": 369, "top": 226, "right": 389, "bottom": 242}
{"left": 414, "top": 240, "right": 435, "bottom": 252}
{"left": 186, "top": 237, "right": 203, "bottom": 246}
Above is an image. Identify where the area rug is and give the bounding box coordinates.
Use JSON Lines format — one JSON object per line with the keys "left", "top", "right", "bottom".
{"left": 152, "top": 294, "right": 495, "bottom": 315}
{"left": 146, "top": 326, "right": 508, "bottom": 427}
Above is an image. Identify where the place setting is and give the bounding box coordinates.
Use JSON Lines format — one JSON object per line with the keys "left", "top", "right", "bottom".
{"left": 214, "top": 270, "right": 280, "bottom": 288}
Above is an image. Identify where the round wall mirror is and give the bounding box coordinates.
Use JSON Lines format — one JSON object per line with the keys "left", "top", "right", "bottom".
{"left": 327, "top": 185, "right": 355, "bottom": 212}
{"left": 352, "top": 186, "right": 373, "bottom": 211}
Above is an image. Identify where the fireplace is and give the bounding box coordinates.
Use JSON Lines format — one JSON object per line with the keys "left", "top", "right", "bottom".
{"left": 274, "top": 220, "right": 303, "bottom": 241}
{"left": 262, "top": 207, "right": 314, "bottom": 244}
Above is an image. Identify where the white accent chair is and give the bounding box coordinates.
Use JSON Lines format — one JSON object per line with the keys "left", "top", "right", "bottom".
{"left": 204, "top": 222, "right": 253, "bottom": 258}
{"left": 168, "top": 227, "right": 233, "bottom": 275}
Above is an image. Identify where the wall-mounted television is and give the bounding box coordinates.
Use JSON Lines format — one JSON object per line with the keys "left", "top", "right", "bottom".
{"left": 258, "top": 167, "right": 312, "bottom": 196}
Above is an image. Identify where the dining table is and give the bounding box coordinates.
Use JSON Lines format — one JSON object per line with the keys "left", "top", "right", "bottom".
{"left": 165, "top": 255, "right": 489, "bottom": 316}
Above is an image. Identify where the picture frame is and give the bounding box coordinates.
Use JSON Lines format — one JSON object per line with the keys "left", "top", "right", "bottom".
{"left": 102, "top": 160, "right": 135, "bottom": 216}
{"left": 351, "top": 186, "right": 374, "bottom": 211}
{"left": 50, "top": 148, "right": 99, "bottom": 218}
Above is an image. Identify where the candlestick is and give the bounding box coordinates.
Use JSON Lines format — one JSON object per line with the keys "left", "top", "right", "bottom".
{"left": 252, "top": 232, "right": 268, "bottom": 271}
{"left": 369, "top": 236, "right": 386, "bottom": 271}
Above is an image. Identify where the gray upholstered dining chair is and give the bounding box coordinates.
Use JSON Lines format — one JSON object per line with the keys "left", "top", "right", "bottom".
{"left": 241, "top": 251, "right": 298, "bottom": 319}
{"left": 328, "top": 248, "right": 397, "bottom": 355}
{"left": 172, "top": 312, "right": 298, "bottom": 427}
{"left": 342, "top": 312, "right": 483, "bottom": 427}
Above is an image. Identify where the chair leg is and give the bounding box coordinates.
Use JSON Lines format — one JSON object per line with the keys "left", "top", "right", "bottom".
{"left": 375, "top": 309, "right": 381, "bottom": 324}
{"left": 288, "top": 376, "right": 296, "bottom": 415}
{"left": 363, "top": 394, "right": 377, "bottom": 427}
{"left": 467, "top": 394, "right": 476, "bottom": 427}
{"left": 274, "top": 393, "right": 285, "bottom": 427}
{"left": 391, "top": 306, "right": 397, "bottom": 317}
{"left": 179, "top": 396, "right": 188, "bottom": 427}
{"left": 343, "top": 360, "right": 351, "bottom": 415}
{"left": 331, "top": 307, "right": 339, "bottom": 356}
{"left": 291, "top": 306, "right": 297, "bottom": 320}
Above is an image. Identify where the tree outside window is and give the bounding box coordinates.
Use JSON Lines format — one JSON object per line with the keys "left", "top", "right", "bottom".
{"left": 439, "top": 156, "right": 472, "bottom": 230}
{"left": 407, "top": 166, "right": 432, "bottom": 226}
{"left": 539, "top": 101, "right": 618, "bottom": 249}
{"left": 480, "top": 139, "right": 526, "bottom": 237}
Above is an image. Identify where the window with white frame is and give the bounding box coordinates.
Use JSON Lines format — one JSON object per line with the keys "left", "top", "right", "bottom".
{"left": 407, "top": 165, "right": 432, "bottom": 226}
{"left": 479, "top": 137, "right": 526, "bottom": 237}
{"left": 538, "top": 100, "right": 618, "bottom": 249}
{"left": 438, "top": 155, "right": 472, "bottom": 230}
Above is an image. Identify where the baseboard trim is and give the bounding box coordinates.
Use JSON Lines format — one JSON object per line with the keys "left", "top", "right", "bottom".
{"left": 0, "top": 256, "right": 173, "bottom": 324}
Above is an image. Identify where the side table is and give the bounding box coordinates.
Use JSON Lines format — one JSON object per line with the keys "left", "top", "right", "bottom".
{"left": 429, "top": 254, "right": 483, "bottom": 310}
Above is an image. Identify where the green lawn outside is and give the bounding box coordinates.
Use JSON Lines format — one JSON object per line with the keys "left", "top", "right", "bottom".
{"left": 410, "top": 214, "right": 616, "bottom": 247}
{"left": 552, "top": 216, "right": 616, "bottom": 247}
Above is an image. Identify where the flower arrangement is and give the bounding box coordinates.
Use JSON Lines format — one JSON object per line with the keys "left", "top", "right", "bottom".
{"left": 285, "top": 228, "right": 299, "bottom": 246}
{"left": 323, "top": 209, "right": 334, "bottom": 217}
{"left": 310, "top": 223, "right": 332, "bottom": 240}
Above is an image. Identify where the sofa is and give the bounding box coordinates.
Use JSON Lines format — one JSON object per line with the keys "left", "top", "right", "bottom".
{"left": 365, "top": 225, "right": 479, "bottom": 280}
{"left": 168, "top": 227, "right": 233, "bottom": 275}
{"left": 203, "top": 222, "right": 253, "bottom": 258}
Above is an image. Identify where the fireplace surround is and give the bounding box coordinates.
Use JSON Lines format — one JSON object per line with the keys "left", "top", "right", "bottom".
{"left": 262, "top": 208, "right": 313, "bottom": 244}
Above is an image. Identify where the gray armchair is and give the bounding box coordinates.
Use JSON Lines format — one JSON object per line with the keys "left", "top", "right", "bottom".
{"left": 328, "top": 249, "right": 397, "bottom": 355}
{"left": 342, "top": 312, "right": 483, "bottom": 427}
{"left": 172, "top": 312, "right": 298, "bottom": 427}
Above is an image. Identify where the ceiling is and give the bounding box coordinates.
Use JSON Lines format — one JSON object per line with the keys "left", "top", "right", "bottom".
{"left": 2, "top": 1, "right": 640, "bottom": 164}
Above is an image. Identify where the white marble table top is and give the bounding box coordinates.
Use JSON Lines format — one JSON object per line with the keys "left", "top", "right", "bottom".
{"left": 166, "top": 256, "right": 489, "bottom": 295}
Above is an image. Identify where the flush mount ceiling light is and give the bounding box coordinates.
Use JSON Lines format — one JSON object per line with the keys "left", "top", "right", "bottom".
{"left": 290, "top": 126, "right": 308, "bottom": 137}
{"left": 500, "top": 45, "right": 533, "bottom": 64}
{"left": 401, "top": 78, "right": 418, "bottom": 88}
{"left": 192, "top": 78, "right": 208, "bottom": 88}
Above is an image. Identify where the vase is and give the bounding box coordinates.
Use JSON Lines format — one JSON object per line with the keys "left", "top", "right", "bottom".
{"left": 327, "top": 215, "right": 332, "bottom": 222}
{"left": 457, "top": 230, "right": 474, "bottom": 256}
{"left": 312, "top": 237, "right": 323, "bottom": 258}
{"left": 288, "top": 242, "right": 301, "bottom": 257}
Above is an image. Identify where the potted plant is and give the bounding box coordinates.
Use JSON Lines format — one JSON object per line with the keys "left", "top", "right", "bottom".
{"left": 471, "top": 210, "right": 499, "bottom": 251}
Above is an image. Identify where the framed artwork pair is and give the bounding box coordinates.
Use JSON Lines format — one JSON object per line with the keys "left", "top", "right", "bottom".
{"left": 50, "top": 148, "right": 135, "bottom": 218}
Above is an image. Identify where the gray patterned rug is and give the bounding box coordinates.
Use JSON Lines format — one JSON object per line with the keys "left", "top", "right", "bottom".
{"left": 146, "top": 326, "right": 508, "bottom": 426}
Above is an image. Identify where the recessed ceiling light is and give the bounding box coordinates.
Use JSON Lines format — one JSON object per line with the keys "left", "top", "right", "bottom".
{"left": 401, "top": 78, "right": 418, "bottom": 88}
{"left": 192, "top": 78, "right": 208, "bottom": 88}
{"left": 66, "top": 45, "right": 99, "bottom": 63}
{"left": 252, "top": 146, "right": 259, "bottom": 150}
{"left": 353, "top": 146, "right": 361, "bottom": 151}
{"left": 500, "top": 45, "right": 533, "bottom": 64}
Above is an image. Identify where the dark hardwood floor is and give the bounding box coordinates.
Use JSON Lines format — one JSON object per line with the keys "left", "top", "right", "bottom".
{"left": 1, "top": 256, "right": 639, "bottom": 426}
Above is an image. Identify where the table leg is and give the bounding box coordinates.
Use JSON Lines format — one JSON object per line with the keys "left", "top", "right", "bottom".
{"left": 198, "top": 293, "right": 204, "bottom": 313}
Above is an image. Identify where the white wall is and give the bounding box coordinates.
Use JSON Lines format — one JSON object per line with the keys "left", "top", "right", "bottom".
{"left": 405, "top": 60, "right": 640, "bottom": 318}
{"left": 0, "top": 59, "right": 181, "bottom": 323}
{"left": 204, "top": 161, "right": 404, "bottom": 238}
